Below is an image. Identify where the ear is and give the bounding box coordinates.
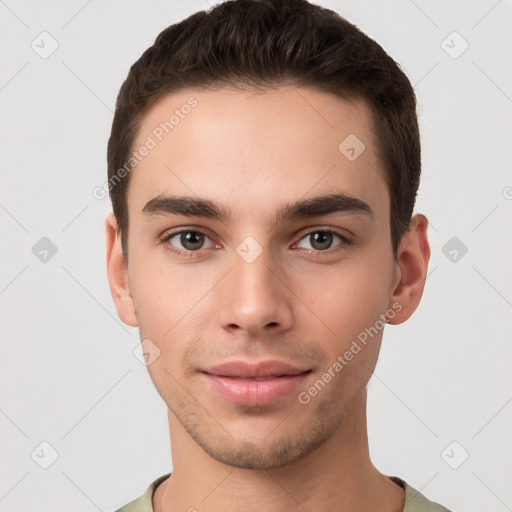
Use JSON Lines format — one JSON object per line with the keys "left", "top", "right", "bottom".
{"left": 105, "top": 212, "right": 138, "bottom": 327}
{"left": 387, "top": 213, "right": 430, "bottom": 325}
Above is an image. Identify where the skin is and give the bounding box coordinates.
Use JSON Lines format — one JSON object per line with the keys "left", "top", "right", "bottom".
{"left": 105, "top": 85, "right": 430, "bottom": 512}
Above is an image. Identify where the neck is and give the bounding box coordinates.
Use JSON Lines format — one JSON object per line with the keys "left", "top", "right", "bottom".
{"left": 153, "top": 389, "right": 404, "bottom": 512}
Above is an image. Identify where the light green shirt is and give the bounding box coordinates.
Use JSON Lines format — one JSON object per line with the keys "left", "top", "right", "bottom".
{"left": 114, "top": 473, "right": 453, "bottom": 511}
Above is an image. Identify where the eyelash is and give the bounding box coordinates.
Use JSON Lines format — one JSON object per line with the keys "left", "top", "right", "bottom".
{"left": 159, "top": 227, "right": 352, "bottom": 259}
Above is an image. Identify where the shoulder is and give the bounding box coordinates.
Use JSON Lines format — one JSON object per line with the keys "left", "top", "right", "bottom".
{"left": 394, "top": 477, "right": 454, "bottom": 512}
{"left": 113, "top": 473, "right": 172, "bottom": 512}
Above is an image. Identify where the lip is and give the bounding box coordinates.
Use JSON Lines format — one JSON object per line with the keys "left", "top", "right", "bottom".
{"left": 202, "top": 360, "right": 311, "bottom": 406}
{"left": 204, "top": 360, "right": 309, "bottom": 378}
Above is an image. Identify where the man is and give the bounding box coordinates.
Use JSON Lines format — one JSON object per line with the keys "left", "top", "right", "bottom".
{"left": 105, "top": 0, "right": 452, "bottom": 510}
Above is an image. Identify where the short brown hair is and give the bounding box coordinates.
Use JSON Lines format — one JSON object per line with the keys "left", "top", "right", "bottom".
{"left": 107, "top": 0, "right": 421, "bottom": 262}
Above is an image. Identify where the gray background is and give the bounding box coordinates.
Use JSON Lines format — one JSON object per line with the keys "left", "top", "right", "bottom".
{"left": 1, "top": 1, "right": 511, "bottom": 510}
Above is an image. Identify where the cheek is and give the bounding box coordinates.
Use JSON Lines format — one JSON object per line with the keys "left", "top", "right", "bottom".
{"left": 128, "top": 255, "right": 212, "bottom": 359}
{"left": 296, "top": 257, "right": 391, "bottom": 340}
{"left": 129, "top": 253, "right": 203, "bottom": 327}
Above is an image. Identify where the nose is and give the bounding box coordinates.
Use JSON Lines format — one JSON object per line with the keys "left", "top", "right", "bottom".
{"left": 217, "top": 244, "right": 293, "bottom": 337}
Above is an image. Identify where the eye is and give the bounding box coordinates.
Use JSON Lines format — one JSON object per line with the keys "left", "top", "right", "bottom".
{"left": 159, "top": 227, "right": 352, "bottom": 259}
{"left": 160, "top": 229, "right": 217, "bottom": 256}
{"left": 295, "top": 229, "right": 351, "bottom": 252}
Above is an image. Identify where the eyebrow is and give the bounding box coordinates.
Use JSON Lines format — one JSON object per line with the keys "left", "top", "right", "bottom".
{"left": 141, "top": 192, "right": 374, "bottom": 225}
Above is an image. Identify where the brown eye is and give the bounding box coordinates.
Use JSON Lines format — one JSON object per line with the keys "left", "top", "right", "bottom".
{"left": 178, "top": 231, "right": 205, "bottom": 250}
{"left": 309, "top": 231, "right": 334, "bottom": 250}
{"left": 296, "top": 230, "right": 349, "bottom": 252}
{"left": 162, "top": 230, "right": 216, "bottom": 253}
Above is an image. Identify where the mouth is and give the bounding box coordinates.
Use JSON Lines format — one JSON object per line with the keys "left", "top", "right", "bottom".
{"left": 201, "top": 362, "right": 312, "bottom": 406}
{"left": 221, "top": 373, "right": 309, "bottom": 381}
{"left": 203, "top": 359, "right": 311, "bottom": 379}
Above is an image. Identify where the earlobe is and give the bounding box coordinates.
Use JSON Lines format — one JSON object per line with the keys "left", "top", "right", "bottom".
{"left": 105, "top": 212, "right": 138, "bottom": 327}
{"left": 387, "top": 213, "right": 431, "bottom": 325}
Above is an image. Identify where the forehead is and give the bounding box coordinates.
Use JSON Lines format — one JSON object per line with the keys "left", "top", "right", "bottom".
{"left": 127, "top": 85, "right": 388, "bottom": 223}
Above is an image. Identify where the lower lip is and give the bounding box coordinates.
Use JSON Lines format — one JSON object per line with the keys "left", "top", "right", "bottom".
{"left": 203, "top": 372, "right": 310, "bottom": 406}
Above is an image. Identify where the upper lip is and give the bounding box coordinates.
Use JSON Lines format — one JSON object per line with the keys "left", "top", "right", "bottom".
{"left": 203, "top": 360, "right": 310, "bottom": 378}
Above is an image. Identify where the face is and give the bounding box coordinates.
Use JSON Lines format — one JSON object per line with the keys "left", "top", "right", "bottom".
{"left": 107, "top": 85, "right": 421, "bottom": 470}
